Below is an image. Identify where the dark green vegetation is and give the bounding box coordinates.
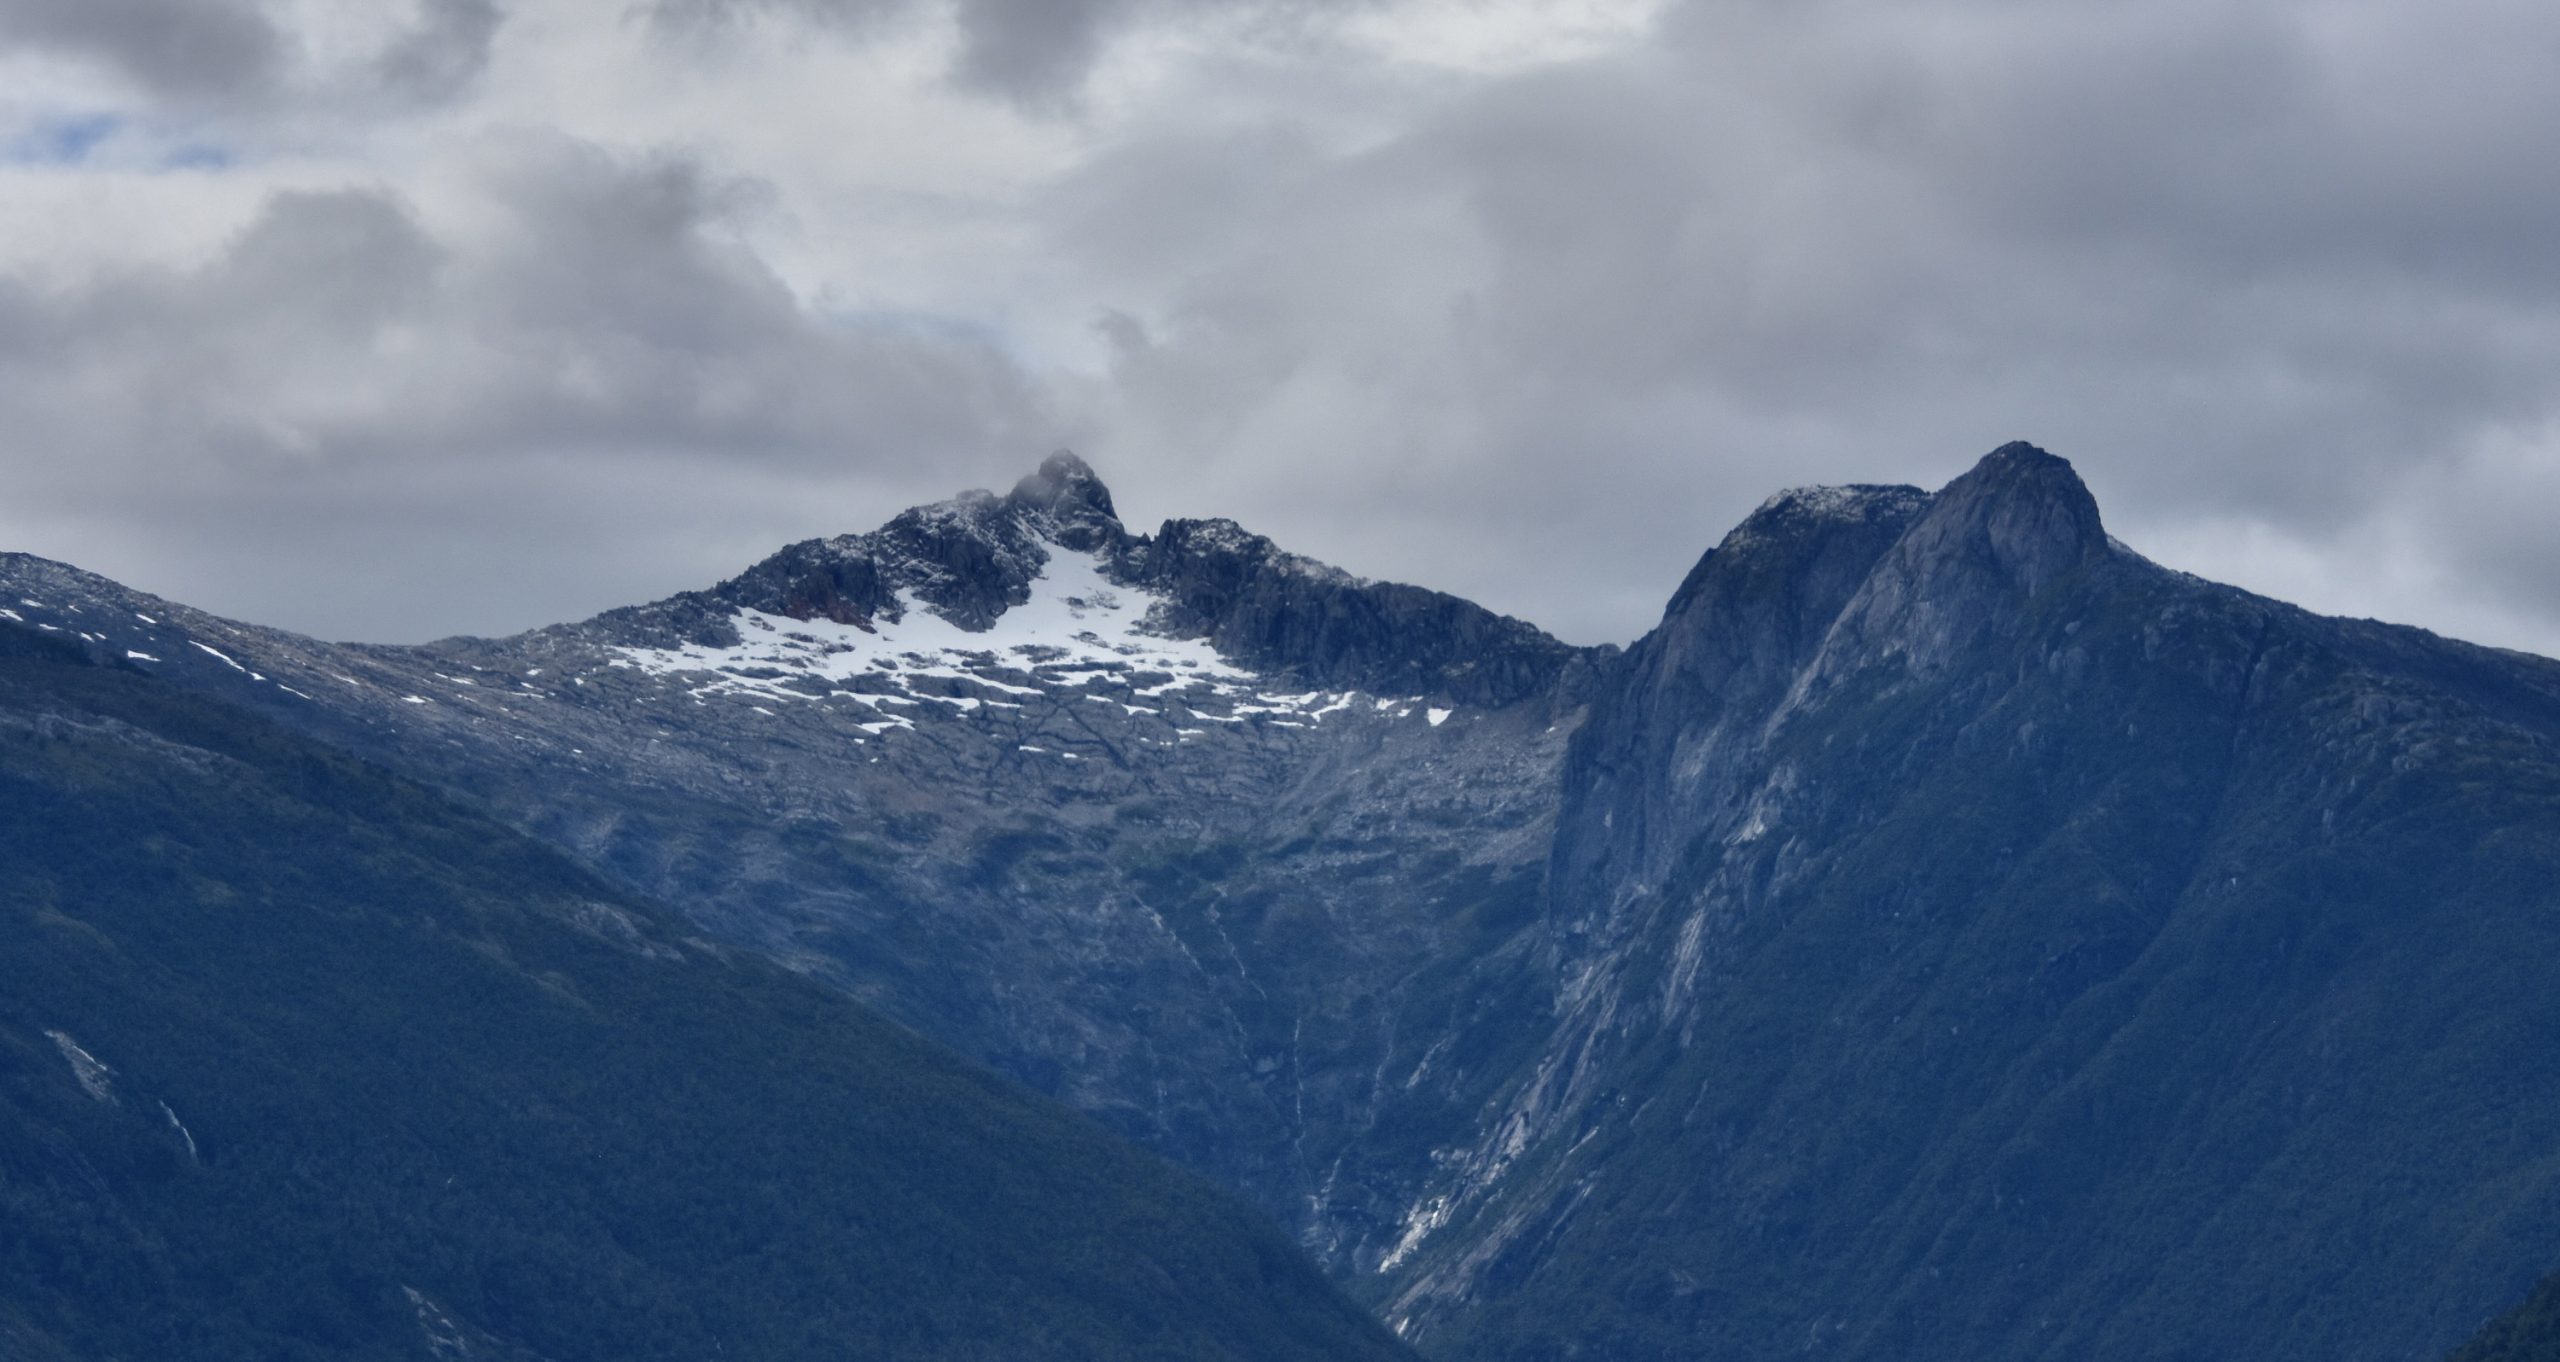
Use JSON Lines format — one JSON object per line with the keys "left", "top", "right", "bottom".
{"left": 0, "top": 624, "right": 1409, "bottom": 1362}
{"left": 2452, "top": 1268, "right": 2560, "bottom": 1362}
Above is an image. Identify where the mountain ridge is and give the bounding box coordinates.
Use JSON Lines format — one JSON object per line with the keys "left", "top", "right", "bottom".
{"left": 556, "top": 448, "right": 1590, "bottom": 707}
{"left": 9, "top": 441, "right": 2560, "bottom": 1362}
{"left": 1372, "top": 446, "right": 2560, "bottom": 1359}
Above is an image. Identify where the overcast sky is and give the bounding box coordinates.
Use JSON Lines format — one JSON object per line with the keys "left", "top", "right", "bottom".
{"left": 3, "top": 0, "right": 2557, "bottom": 655}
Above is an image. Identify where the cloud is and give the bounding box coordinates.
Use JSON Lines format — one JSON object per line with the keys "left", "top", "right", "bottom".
{"left": 0, "top": 0, "right": 506, "bottom": 115}
{"left": 644, "top": 0, "right": 1386, "bottom": 110}
{"left": 0, "top": 0, "right": 282, "bottom": 103}
{"left": 0, "top": 138, "right": 1062, "bottom": 641}
{"left": 1021, "top": 0, "right": 2560, "bottom": 652}
{"left": 5, "top": 0, "right": 2560, "bottom": 661}
{"left": 375, "top": 0, "right": 506, "bottom": 106}
{"left": 642, "top": 0, "right": 1138, "bottom": 107}
{"left": 947, "top": 0, "right": 1124, "bottom": 107}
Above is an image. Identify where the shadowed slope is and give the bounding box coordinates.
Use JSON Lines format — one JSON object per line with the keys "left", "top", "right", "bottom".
{"left": 0, "top": 622, "right": 1411, "bottom": 1362}
{"left": 1380, "top": 446, "right": 2560, "bottom": 1362}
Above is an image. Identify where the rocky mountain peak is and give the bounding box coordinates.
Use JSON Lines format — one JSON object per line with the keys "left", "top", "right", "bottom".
{"left": 1760, "top": 440, "right": 2110, "bottom": 680}
{"left": 1006, "top": 450, "right": 1123, "bottom": 550}
{"left": 1665, "top": 484, "right": 1932, "bottom": 622}
{"left": 1908, "top": 439, "right": 2107, "bottom": 596}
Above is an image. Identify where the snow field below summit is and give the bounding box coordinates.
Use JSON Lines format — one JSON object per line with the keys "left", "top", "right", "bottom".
{"left": 613, "top": 548, "right": 1248, "bottom": 704}
{"left": 606, "top": 547, "right": 1451, "bottom": 733}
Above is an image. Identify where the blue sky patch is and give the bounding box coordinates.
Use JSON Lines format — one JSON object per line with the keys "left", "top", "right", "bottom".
{"left": 5, "top": 112, "right": 125, "bottom": 167}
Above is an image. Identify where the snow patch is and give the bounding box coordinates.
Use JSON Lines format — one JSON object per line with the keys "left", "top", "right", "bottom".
{"left": 45, "top": 1031, "right": 116, "bottom": 1103}
{"left": 613, "top": 548, "right": 1254, "bottom": 713}
{"left": 161, "top": 1101, "right": 199, "bottom": 1162}
{"left": 404, "top": 1287, "right": 472, "bottom": 1359}
{"left": 1380, "top": 1194, "right": 1453, "bottom": 1273}
{"left": 189, "top": 641, "right": 249, "bottom": 672}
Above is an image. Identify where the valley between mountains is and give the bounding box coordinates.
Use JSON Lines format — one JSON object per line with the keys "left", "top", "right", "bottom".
{"left": 10, "top": 441, "right": 2560, "bottom": 1361}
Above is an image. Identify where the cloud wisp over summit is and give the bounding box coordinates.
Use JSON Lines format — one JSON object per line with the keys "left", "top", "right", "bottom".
{"left": 0, "top": 0, "right": 2556, "bottom": 654}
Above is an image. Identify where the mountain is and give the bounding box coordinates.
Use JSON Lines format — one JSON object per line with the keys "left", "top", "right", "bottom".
{"left": 2450, "top": 1268, "right": 2560, "bottom": 1362}
{"left": 9, "top": 443, "right": 2560, "bottom": 1362}
{"left": 0, "top": 620, "right": 1410, "bottom": 1361}
{"left": 1378, "top": 445, "right": 2560, "bottom": 1359}
{"left": 0, "top": 450, "right": 1595, "bottom": 1270}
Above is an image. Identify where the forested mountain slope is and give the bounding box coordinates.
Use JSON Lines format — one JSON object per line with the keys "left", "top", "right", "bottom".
{"left": 0, "top": 622, "right": 1410, "bottom": 1362}
{"left": 2451, "top": 1269, "right": 2560, "bottom": 1362}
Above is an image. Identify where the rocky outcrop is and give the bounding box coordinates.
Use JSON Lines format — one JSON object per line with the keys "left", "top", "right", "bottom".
{"left": 593, "top": 469, "right": 1090, "bottom": 645}
{"left": 1128, "top": 517, "right": 1588, "bottom": 707}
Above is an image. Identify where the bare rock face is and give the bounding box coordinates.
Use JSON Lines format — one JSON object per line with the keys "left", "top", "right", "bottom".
{"left": 13, "top": 442, "right": 2560, "bottom": 1362}
{"left": 1549, "top": 481, "right": 1932, "bottom": 941}
{"left": 1804, "top": 439, "right": 2110, "bottom": 680}
{"left": 1126, "top": 517, "right": 1586, "bottom": 707}
{"left": 1372, "top": 447, "right": 2560, "bottom": 1362}
{"left": 1009, "top": 448, "right": 1125, "bottom": 549}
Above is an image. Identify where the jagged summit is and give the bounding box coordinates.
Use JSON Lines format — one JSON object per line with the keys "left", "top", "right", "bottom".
{"left": 1686, "top": 443, "right": 2107, "bottom": 612}
{"left": 568, "top": 450, "right": 1587, "bottom": 705}
{"left": 1706, "top": 482, "right": 1932, "bottom": 564}
{"left": 1922, "top": 440, "right": 2107, "bottom": 587}
{"left": 1753, "top": 442, "right": 2111, "bottom": 679}
{"left": 1655, "top": 482, "right": 1931, "bottom": 645}
{"left": 1006, "top": 449, "right": 1122, "bottom": 548}
{"left": 1706, "top": 442, "right": 2095, "bottom": 574}
{"left": 1620, "top": 442, "right": 2111, "bottom": 739}
{"left": 1980, "top": 437, "right": 2064, "bottom": 467}
{"left": 1673, "top": 442, "right": 2095, "bottom": 615}
{"left": 596, "top": 454, "right": 1120, "bottom": 645}
{"left": 1746, "top": 482, "right": 1931, "bottom": 522}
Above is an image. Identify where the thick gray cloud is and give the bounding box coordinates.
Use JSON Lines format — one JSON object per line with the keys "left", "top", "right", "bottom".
{"left": 648, "top": 0, "right": 1367, "bottom": 109}
{"left": 0, "top": 0, "right": 504, "bottom": 112}
{"left": 4, "top": 0, "right": 2560, "bottom": 658}
{"left": 1037, "top": 0, "right": 2560, "bottom": 652}
{"left": 0, "top": 140, "right": 1059, "bottom": 640}
{"left": 376, "top": 0, "right": 505, "bottom": 106}
{"left": 0, "top": 0, "right": 281, "bottom": 102}
{"left": 947, "top": 0, "right": 1120, "bottom": 106}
